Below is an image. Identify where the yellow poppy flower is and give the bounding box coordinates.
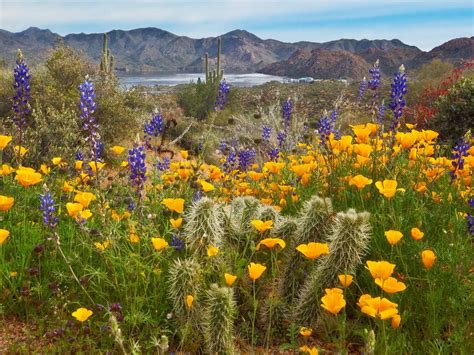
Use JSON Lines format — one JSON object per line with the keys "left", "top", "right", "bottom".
{"left": 170, "top": 218, "right": 183, "bottom": 229}
{"left": 338, "top": 274, "right": 353, "bottom": 287}
{"left": 66, "top": 202, "right": 83, "bottom": 217}
{"left": 110, "top": 145, "right": 126, "bottom": 155}
{"left": 74, "top": 191, "right": 96, "bottom": 208}
{"left": 321, "top": 288, "right": 346, "bottom": 315}
{"left": 15, "top": 167, "right": 42, "bottom": 187}
{"left": 250, "top": 219, "right": 273, "bottom": 233}
{"left": 52, "top": 157, "right": 62, "bottom": 165}
{"left": 0, "top": 135, "right": 12, "bottom": 150}
{"left": 207, "top": 245, "right": 219, "bottom": 257}
{"left": 296, "top": 242, "right": 329, "bottom": 259}
{"left": 75, "top": 160, "right": 83, "bottom": 170}
{"left": 391, "top": 314, "right": 401, "bottom": 328}
{"left": 349, "top": 175, "right": 373, "bottom": 189}
{"left": 375, "top": 179, "right": 399, "bottom": 199}
{"left": 421, "top": 250, "right": 436, "bottom": 269}
{"left": 129, "top": 233, "right": 140, "bottom": 243}
{"left": 88, "top": 161, "right": 105, "bottom": 174}
{"left": 410, "top": 227, "right": 424, "bottom": 240}
{"left": 40, "top": 164, "right": 50, "bottom": 175}
{"left": 375, "top": 277, "right": 407, "bottom": 294}
{"left": 0, "top": 195, "right": 14, "bottom": 212}
{"left": 197, "top": 179, "right": 215, "bottom": 192}
{"left": 256, "top": 237, "right": 286, "bottom": 251}
{"left": 224, "top": 273, "right": 237, "bottom": 286}
{"left": 299, "top": 345, "right": 319, "bottom": 355}
{"left": 247, "top": 262, "right": 266, "bottom": 281}
{"left": 180, "top": 150, "right": 189, "bottom": 159}
{"left": 366, "top": 260, "right": 395, "bottom": 281}
{"left": 299, "top": 326, "right": 312, "bottom": 337}
{"left": 0, "top": 229, "right": 10, "bottom": 245}
{"left": 77, "top": 209, "right": 93, "bottom": 221}
{"left": 1, "top": 164, "right": 15, "bottom": 175}
{"left": 72, "top": 307, "right": 93, "bottom": 322}
{"left": 161, "top": 198, "right": 185, "bottom": 214}
{"left": 13, "top": 145, "right": 28, "bottom": 157}
{"left": 186, "top": 295, "right": 194, "bottom": 308}
{"left": 94, "top": 240, "right": 111, "bottom": 251}
{"left": 151, "top": 237, "right": 168, "bottom": 251}
{"left": 358, "top": 295, "right": 398, "bottom": 320}
{"left": 385, "top": 230, "right": 403, "bottom": 246}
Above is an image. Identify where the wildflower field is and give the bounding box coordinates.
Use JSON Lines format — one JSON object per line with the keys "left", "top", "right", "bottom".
{"left": 0, "top": 50, "right": 473, "bottom": 354}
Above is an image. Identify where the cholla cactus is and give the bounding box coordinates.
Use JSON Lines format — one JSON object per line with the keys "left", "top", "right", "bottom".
{"left": 184, "top": 197, "right": 224, "bottom": 253}
{"left": 168, "top": 257, "right": 202, "bottom": 319}
{"left": 275, "top": 195, "right": 333, "bottom": 304}
{"left": 202, "top": 284, "right": 236, "bottom": 354}
{"left": 295, "top": 195, "right": 333, "bottom": 243}
{"left": 272, "top": 216, "right": 298, "bottom": 241}
{"left": 293, "top": 209, "right": 371, "bottom": 324}
{"left": 222, "top": 196, "right": 261, "bottom": 244}
{"left": 255, "top": 204, "right": 281, "bottom": 225}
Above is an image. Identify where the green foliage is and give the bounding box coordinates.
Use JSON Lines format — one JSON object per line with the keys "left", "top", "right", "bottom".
{"left": 408, "top": 59, "right": 454, "bottom": 104}
{"left": 428, "top": 77, "right": 474, "bottom": 142}
{"left": 177, "top": 79, "right": 219, "bottom": 120}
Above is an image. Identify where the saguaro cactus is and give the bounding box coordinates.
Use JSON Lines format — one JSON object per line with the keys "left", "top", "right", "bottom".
{"left": 204, "top": 37, "right": 224, "bottom": 84}
{"left": 100, "top": 33, "right": 114, "bottom": 76}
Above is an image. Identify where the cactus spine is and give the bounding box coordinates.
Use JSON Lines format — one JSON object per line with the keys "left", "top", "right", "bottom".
{"left": 202, "top": 284, "right": 236, "bottom": 354}
{"left": 293, "top": 209, "right": 372, "bottom": 325}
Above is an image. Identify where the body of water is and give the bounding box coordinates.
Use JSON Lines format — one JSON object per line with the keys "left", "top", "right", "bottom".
{"left": 118, "top": 72, "right": 288, "bottom": 88}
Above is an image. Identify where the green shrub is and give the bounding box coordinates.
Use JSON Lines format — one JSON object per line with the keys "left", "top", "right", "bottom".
{"left": 177, "top": 80, "right": 218, "bottom": 120}
{"left": 428, "top": 77, "right": 474, "bottom": 142}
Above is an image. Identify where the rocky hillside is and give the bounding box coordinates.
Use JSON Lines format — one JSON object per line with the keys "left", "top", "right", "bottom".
{"left": 0, "top": 27, "right": 471, "bottom": 78}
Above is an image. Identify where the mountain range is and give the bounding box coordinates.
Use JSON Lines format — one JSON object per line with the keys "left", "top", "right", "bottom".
{"left": 0, "top": 27, "right": 472, "bottom": 79}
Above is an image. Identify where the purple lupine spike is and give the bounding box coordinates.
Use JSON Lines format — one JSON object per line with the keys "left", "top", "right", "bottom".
{"left": 237, "top": 149, "right": 256, "bottom": 171}
{"left": 170, "top": 234, "right": 185, "bottom": 251}
{"left": 268, "top": 147, "right": 279, "bottom": 161}
{"left": 389, "top": 65, "right": 407, "bottom": 131}
{"left": 277, "top": 131, "right": 286, "bottom": 148}
{"left": 262, "top": 125, "right": 272, "bottom": 141}
{"left": 128, "top": 146, "right": 147, "bottom": 195}
{"left": 223, "top": 149, "right": 237, "bottom": 172}
{"left": 282, "top": 98, "right": 293, "bottom": 128}
{"left": 39, "top": 191, "right": 58, "bottom": 229}
{"left": 450, "top": 136, "right": 470, "bottom": 180}
{"left": 358, "top": 77, "right": 367, "bottom": 100}
{"left": 368, "top": 60, "right": 381, "bottom": 91}
{"left": 214, "top": 79, "right": 230, "bottom": 111}
{"left": 12, "top": 50, "right": 31, "bottom": 130}
{"left": 156, "top": 156, "right": 170, "bottom": 172}
{"left": 377, "top": 101, "right": 386, "bottom": 136}
{"left": 79, "top": 77, "right": 102, "bottom": 162}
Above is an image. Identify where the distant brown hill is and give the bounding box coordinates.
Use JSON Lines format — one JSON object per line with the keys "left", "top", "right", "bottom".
{"left": 0, "top": 27, "right": 471, "bottom": 79}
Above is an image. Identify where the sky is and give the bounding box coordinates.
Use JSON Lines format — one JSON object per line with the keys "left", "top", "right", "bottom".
{"left": 0, "top": 0, "right": 473, "bottom": 50}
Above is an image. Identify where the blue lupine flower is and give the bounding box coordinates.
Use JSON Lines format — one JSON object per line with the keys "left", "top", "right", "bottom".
{"left": 262, "top": 125, "right": 272, "bottom": 141}
{"left": 277, "top": 131, "right": 286, "bottom": 148}
{"left": 268, "top": 147, "right": 279, "bottom": 161}
{"left": 368, "top": 60, "right": 381, "bottom": 91}
{"left": 467, "top": 214, "right": 474, "bottom": 236}
{"left": 469, "top": 198, "right": 474, "bottom": 209}
{"left": 389, "top": 65, "right": 407, "bottom": 131}
{"left": 451, "top": 137, "right": 470, "bottom": 180}
{"left": 128, "top": 146, "right": 147, "bottom": 194}
{"left": 219, "top": 140, "right": 228, "bottom": 154}
{"left": 377, "top": 101, "right": 386, "bottom": 136}
{"left": 144, "top": 112, "right": 164, "bottom": 137}
{"left": 317, "top": 109, "right": 339, "bottom": 148}
{"left": 170, "top": 235, "right": 185, "bottom": 251}
{"left": 282, "top": 98, "right": 293, "bottom": 128}
{"left": 156, "top": 156, "right": 170, "bottom": 172}
{"left": 39, "top": 191, "right": 58, "bottom": 229}
{"left": 192, "top": 190, "right": 203, "bottom": 202}
{"left": 79, "top": 77, "right": 102, "bottom": 162}
{"left": 214, "top": 79, "right": 230, "bottom": 111}
{"left": 75, "top": 151, "right": 84, "bottom": 161}
{"left": 238, "top": 149, "right": 256, "bottom": 171}
{"left": 358, "top": 77, "right": 367, "bottom": 100}
{"left": 12, "top": 50, "right": 31, "bottom": 130}
{"left": 223, "top": 149, "right": 237, "bottom": 172}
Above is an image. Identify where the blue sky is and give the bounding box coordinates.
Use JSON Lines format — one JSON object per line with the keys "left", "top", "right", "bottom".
{"left": 0, "top": 0, "right": 472, "bottom": 50}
